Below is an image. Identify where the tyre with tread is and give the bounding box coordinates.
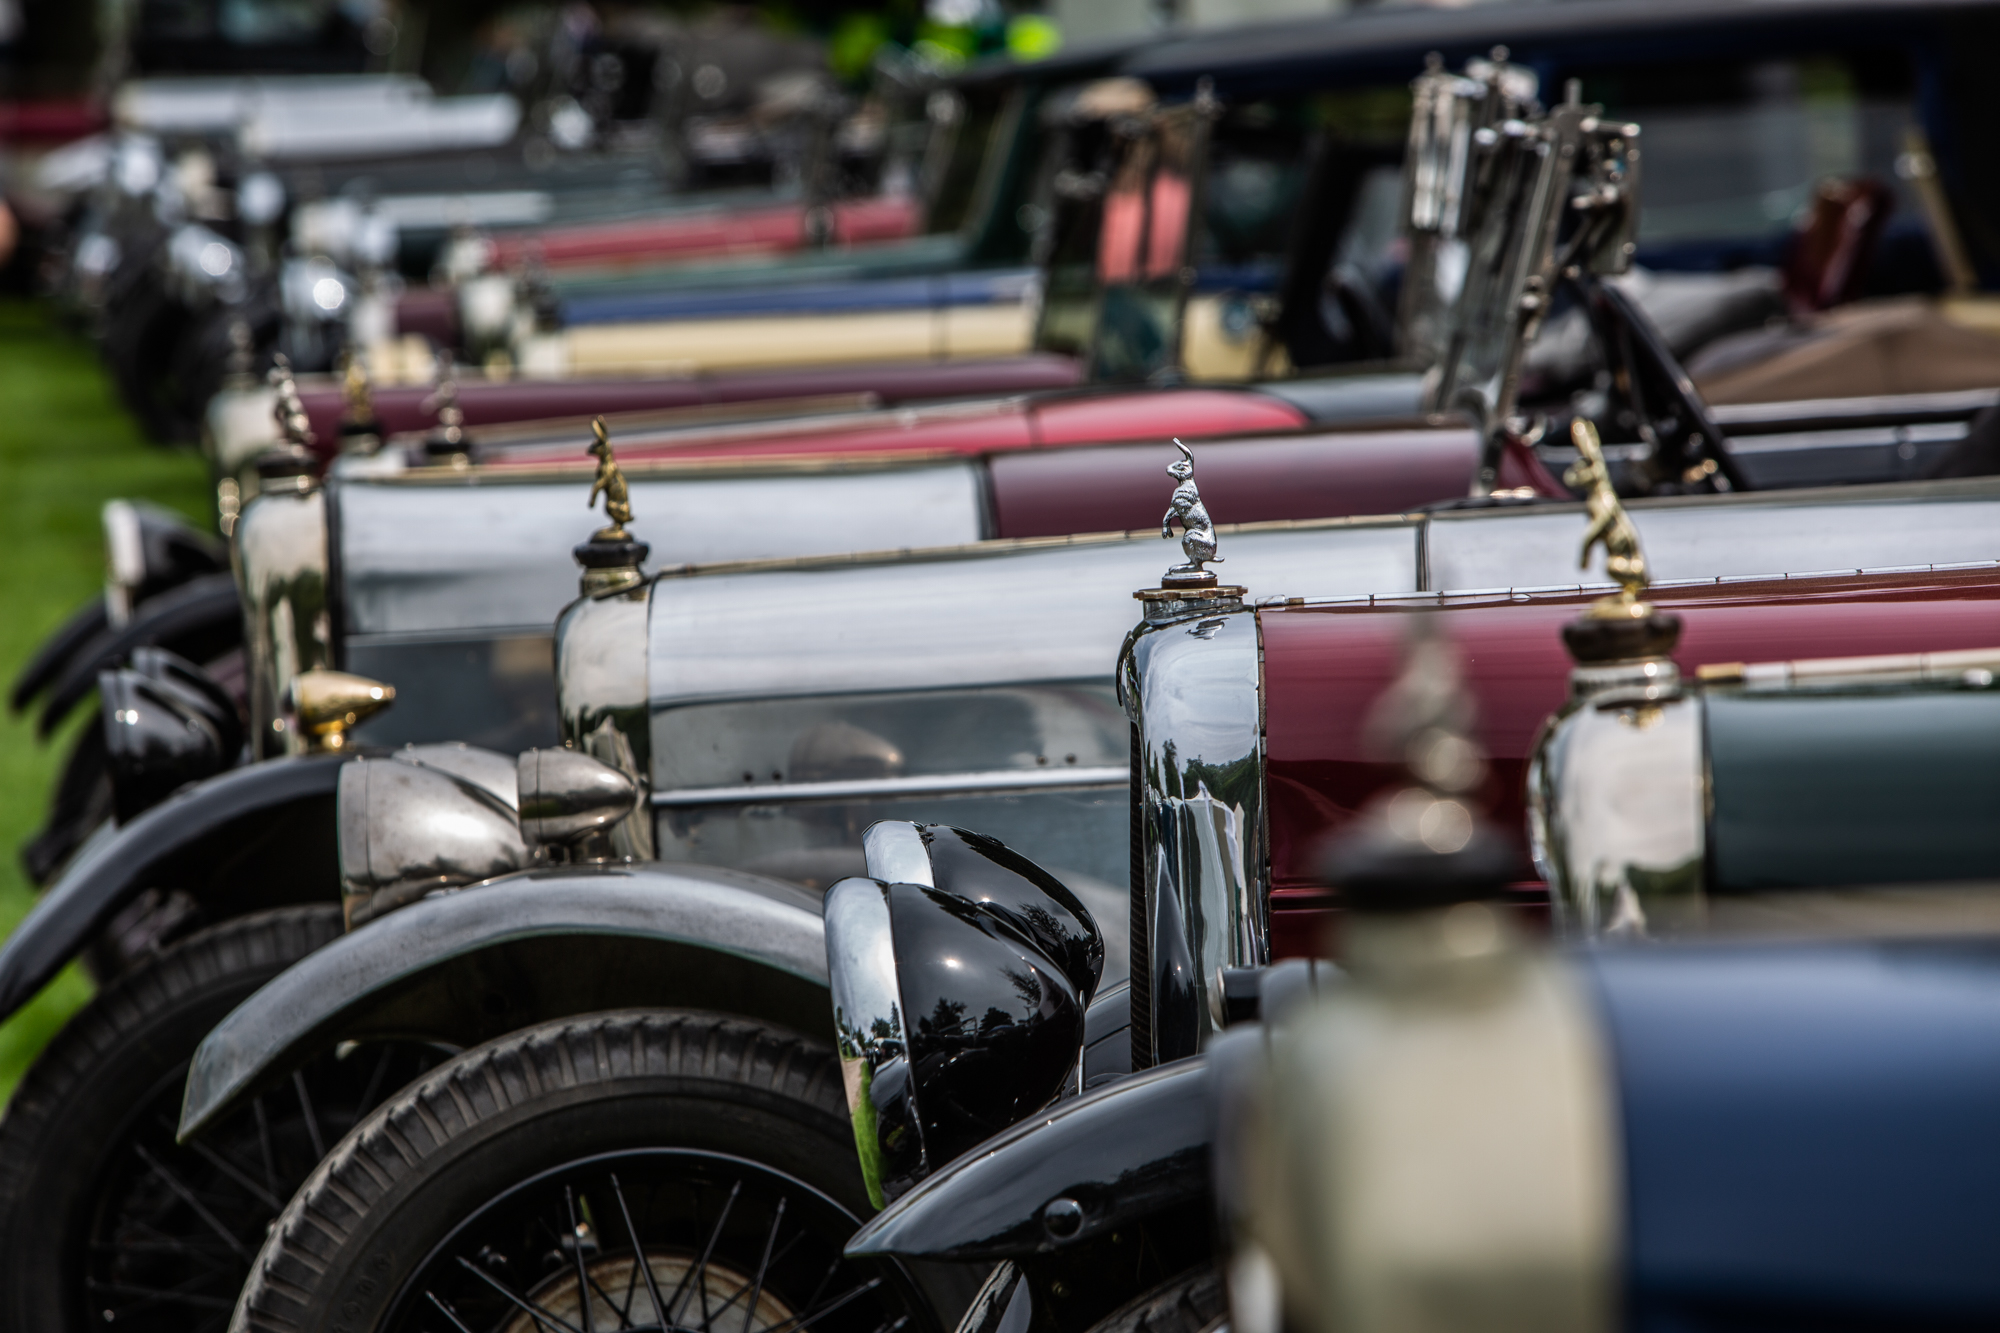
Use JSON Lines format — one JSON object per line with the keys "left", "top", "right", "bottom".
{"left": 236, "top": 1008, "right": 936, "bottom": 1333}
{"left": 1088, "top": 1266, "right": 1227, "bottom": 1333}
{"left": 0, "top": 904, "right": 431, "bottom": 1333}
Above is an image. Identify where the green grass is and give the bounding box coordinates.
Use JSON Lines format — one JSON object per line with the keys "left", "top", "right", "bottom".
{"left": 0, "top": 299, "right": 212, "bottom": 1107}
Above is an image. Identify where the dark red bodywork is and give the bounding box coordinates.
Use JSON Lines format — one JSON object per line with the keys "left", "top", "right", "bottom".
{"left": 296, "top": 354, "right": 1083, "bottom": 451}
{"left": 0, "top": 98, "right": 105, "bottom": 145}
{"left": 1259, "top": 568, "right": 2000, "bottom": 956}
{"left": 991, "top": 429, "right": 1484, "bottom": 537}
{"left": 481, "top": 195, "right": 920, "bottom": 273}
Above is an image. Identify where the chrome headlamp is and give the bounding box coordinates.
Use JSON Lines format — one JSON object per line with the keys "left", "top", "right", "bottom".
{"left": 338, "top": 744, "right": 639, "bottom": 928}
{"left": 337, "top": 744, "right": 525, "bottom": 927}
{"left": 825, "top": 821, "right": 1104, "bottom": 1207}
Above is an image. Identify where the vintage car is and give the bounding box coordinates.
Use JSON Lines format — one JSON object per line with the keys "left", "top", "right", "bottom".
{"left": 823, "top": 512, "right": 2000, "bottom": 1333}
{"left": 114, "top": 455, "right": 2000, "bottom": 1333}
{"left": 9, "top": 61, "right": 2000, "bottom": 1325}
{"left": 1200, "top": 635, "right": 2000, "bottom": 1333}
{"left": 47, "top": 33, "right": 2000, "bottom": 879}
{"left": 435, "top": 40, "right": 1148, "bottom": 362}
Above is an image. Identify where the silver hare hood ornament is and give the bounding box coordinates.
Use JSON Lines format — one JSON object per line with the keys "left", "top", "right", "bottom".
{"left": 1161, "top": 439, "right": 1221, "bottom": 587}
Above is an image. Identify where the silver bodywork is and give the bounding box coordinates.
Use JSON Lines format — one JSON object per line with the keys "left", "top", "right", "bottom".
{"left": 641, "top": 519, "right": 1422, "bottom": 982}
{"left": 233, "top": 483, "right": 330, "bottom": 752}
{"left": 337, "top": 746, "right": 530, "bottom": 925}
{"left": 1116, "top": 478, "right": 2000, "bottom": 1054}
{"left": 1121, "top": 596, "right": 1265, "bottom": 1053}
{"left": 237, "top": 458, "right": 984, "bottom": 753}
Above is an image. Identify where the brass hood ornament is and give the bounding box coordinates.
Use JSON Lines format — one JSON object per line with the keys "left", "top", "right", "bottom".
{"left": 287, "top": 668, "right": 395, "bottom": 751}
{"left": 586, "top": 416, "right": 634, "bottom": 540}
{"left": 1561, "top": 420, "right": 1681, "bottom": 664}
{"left": 574, "top": 416, "right": 649, "bottom": 596}
{"left": 1567, "top": 419, "right": 1649, "bottom": 617}
{"left": 269, "top": 354, "right": 314, "bottom": 448}
{"left": 256, "top": 354, "right": 320, "bottom": 494}
{"left": 337, "top": 350, "right": 382, "bottom": 451}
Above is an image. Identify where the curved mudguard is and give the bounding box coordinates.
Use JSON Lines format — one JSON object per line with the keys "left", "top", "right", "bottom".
{"left": 36, "top": 572, "right": 243, "bottom": 736}
{"left": 0, "top": 754, "right": 350, "bottom": 1019}
{"left": 10, "top": 595, "right": 108, "bottom": 713}
{"left": 847, "top": 1056, "right": 1212, "bottom": 1264}
{"left": 179, "top": 863, "right": 833, "bottom": 1140}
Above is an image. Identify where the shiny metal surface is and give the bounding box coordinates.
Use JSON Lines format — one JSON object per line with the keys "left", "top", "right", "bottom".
{"left": 825, "top": 823, "right": 1104, "bottom": 1207}
{"left": 336, "top": 749, "right": 530, "bottom": 926}
{"left": 233, "top": 485, "right": 330, "bottom": 757}
{"left": 556, "top": 583, "right": 655, "bottom": 861}
{"left": 863, "top": 820, "right": 933, "bottom": 888}
{"left": 1120, "top": 604, "right": 1265, "bottom": 1065}
{"left": 647, "top": 520, "right": 1419, "bottom": 710}
{"left": 642, "top": 518, "right": 1418, "bottom": 941}
{"left": 1422, "top": 479, "right": 2000, "bottom": 593}
{"left": 516, "top": 746, "right": 638, "bottom": 846}
{"left": 846, "top": 1055, "right": 1212, "bottom": 1264}
{"left": 335, "top": 463, "right": 982, "bottom": 640}
{"left": 205, "top": 382, "right": 282, "bottom": 479}
{"left": 1528, "top": 659, "right": 1705, "bottom": 938}
{"left": 824, "top": 872, "right": 912, "bottom": 1208}
{"left": 288, "top": 668, "right": 394, "bottom": 750}
{"left": 395, "top": 741, "right": 519, "bottom": 809}
{"left": 1161, "top": 440, "right": 1222, "bottom": 585}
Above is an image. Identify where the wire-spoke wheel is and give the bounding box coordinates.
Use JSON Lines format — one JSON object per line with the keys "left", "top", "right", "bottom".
{"left": 235, "top": 1010, "right": 935, "bottom": 1333}
{"left": 0, "top": 906, "right": 440, "bottom": 1333}
{"left": 401, "top": 1148, "right": 910, "bottom": 1333}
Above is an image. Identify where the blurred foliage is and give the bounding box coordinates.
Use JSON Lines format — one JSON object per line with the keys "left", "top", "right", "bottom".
{"left": 0, "top": 299, "right": 211, "bottom": 1108}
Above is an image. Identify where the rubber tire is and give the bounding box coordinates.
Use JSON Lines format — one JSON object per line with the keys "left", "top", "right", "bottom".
{"left": 1089, "top": 1266, "right": 1227, "bottom": 1333}
{"left": 234, "top": 1009, "right": 890, "bottom": 1333}
{"left": 0, "top": 904, "right": 345, "bottom": 1332}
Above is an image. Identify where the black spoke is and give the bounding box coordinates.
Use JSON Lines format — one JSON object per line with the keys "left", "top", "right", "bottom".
{"left": 588, "top": 1267, "right": 641, "bottom": 1329}
{"left": 293, "top": 1069, "right": 327, "bottom": 1160}
{"left": 668, "top": 1179, "right": 741, "bottom": 1328}
{"left": 384, "top": 1149, "right": 919, "bottom": 1333}
{"left": 701, "top": 1228, "right": 808, "bottom": 1330}
{"left": 83, "top": 1275, "right": 238, "bottom": 1311}
{"left": 738, "top": 1198, "right": 785, "bottom": 1333}
{"left": 129, "top": 1143, "right": 253, "bottom": 1261}
{"left": 454, "top": 1255, "right": 587, "bottom": 1333}
{"left": 426, "top": 1290, "right": 479, "bottom": 1333}
{"left": 800, "top": 1257, "right": 842, "bottom": 1316}
{"left": 565, "top": 1186, "right": 599, "bottom": 1331}
{"left": 159, "top": 1113, "right": 288, "bottom": 1212}
{"left": 611, "top": 1172, "right": 669, "bottom": 1330}
{"left": 762, "top": 1277, "right": 885, "bottom": 1333}
{"left": 253, "top": 1093, "right": 278, "bottom": 1200}
{"left": 358, "top": 1045, "right": 397, "bottom": 1116}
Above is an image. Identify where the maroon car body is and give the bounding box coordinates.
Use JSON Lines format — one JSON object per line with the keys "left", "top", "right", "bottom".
{"left": 1258, "top": 565, "right": 2000, "bottom": 954}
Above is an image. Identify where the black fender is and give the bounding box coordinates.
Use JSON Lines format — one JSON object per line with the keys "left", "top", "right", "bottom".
{"left": 179, "top": 862, "right": 834, "bottom": 1140}
{"left": 850, "top": 1057, "right": 1215, "bottom": 1333}
{"left": 37, "top": 572, "right": 243, "bottom": 737}
{"left": 0, "top": 754, "right": 349, "bottom": 1018}
{"left": 10, "top": 596, "right": 108, "bottom": 713}
{"left": 849, "top": 1056, "right": 1212, "bottom": 1264}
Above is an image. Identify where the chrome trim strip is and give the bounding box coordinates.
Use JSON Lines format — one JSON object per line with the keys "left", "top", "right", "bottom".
{"left": 1274, "top": 558, "right": 2000, "bottom": 608}
{"left": 1709, "top": 387, "right": 1997, "bottom": 428}
{"left": 651, "top": 766, "right": 1129, "bottom": 806}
